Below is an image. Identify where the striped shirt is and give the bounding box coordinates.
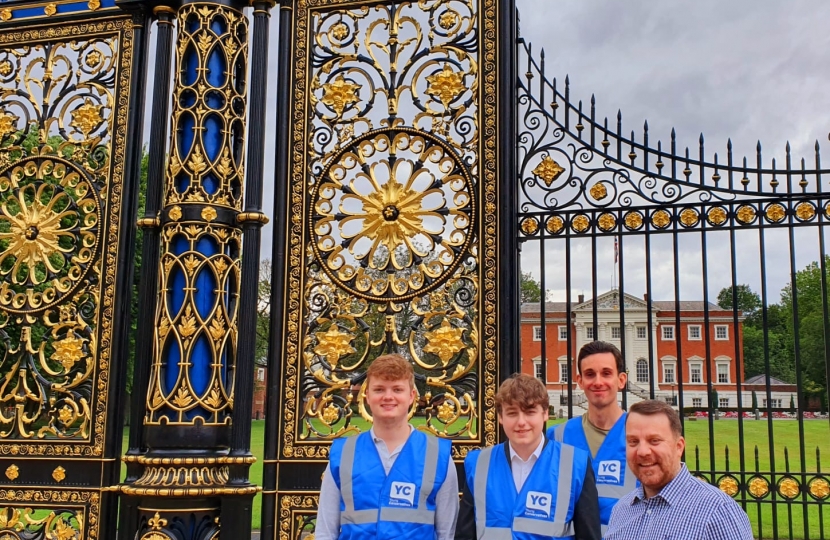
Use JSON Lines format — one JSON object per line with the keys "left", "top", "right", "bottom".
{"left": 605, "top": 464, "right": 753, "bottom": 540}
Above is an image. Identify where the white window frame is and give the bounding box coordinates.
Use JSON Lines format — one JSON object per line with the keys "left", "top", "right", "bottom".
{"left": 717, "top": 363, "right": 730, "bottom": 384}
{"left": 256, "top": 367, "right": 265, "bottom": 381}
{"left": 635, "top": 358, "right": 649, "bottom": 383}
{"left": 586, "top": 326, "right": 594, "bottom": 340}
{"left": 715, "top": 325, "right": 729, "bottom": 340}
{"left": 662, "top": 325, "right": 675, "bottom": 341}
{"left": 534, "top": 361, "right": 544, "bottom": 380}
{"left": 663, "top": 362, "right": 676, "bottom": 384}
{"left": 559, "top": 362, "right": 569, "bottom": 383}
{"left": 636, "top": 326, "right": 647, "bottom": 340}
{"left": 692, "top": 397, "right": 702, "bottom": 407}
{"left": 611, "top": 326, "right": 621, "bottom": 339}
{"left": 764, "top": 398, "right": 783, "bottom": 408}
{"left": 688, "top": 325, "right": 702, "bottom": 340}
{"left": 719, "top": 397, "right": 730, "bottom": 408}
{"left": 558, "top": 325, "right": 568, "bottom": 341}
{"left": 533, "top": 326, "right": 543, "bottom": 341}
{"left": 689, "top": 362, "right": 703, "bottom": 384}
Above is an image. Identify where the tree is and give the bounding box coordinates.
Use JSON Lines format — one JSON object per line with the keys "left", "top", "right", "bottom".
{"left": 717, "top": 284, "right": 762, "bottom": 326}
{"left": 255, "top": 260, "right": 272, "bottom": 366}
{"left": 520, "top": 272, "right": 542, "bottom": 303}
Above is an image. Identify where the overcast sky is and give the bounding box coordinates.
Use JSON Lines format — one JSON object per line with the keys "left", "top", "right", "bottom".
{"left": 142, "top": 0, "right": 830, "bottom": 306}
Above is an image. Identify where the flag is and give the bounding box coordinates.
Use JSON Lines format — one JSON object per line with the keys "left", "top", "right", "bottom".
{"left": 614, "top": 237, "right": 618, "bottom": 263}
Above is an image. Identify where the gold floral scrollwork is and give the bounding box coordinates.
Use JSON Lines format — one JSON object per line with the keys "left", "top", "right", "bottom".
{"left": 532, "top": 156, "right": 565, "bottom": 187}
{"left": 765, "top": 203, "right": 786, "bottom": 223}
{"left": 437, "top": 400, "right": 456, "bottom": 423}
{"left": 808, "top": 477, "right": 830, "bottom": 500}
{"left": 679, "top": 208, "right": 699, "bottom": 227}
{"left": 168, "top": 206, "right": 182, "bottom": 221}
{"left": 0, "top": 61, "right": 11, "bottom": 76}
{"left": 795, "top": 202, "right": 816, "bottom": 221}
{"left": 597, "top": 213, "right": 616, "bottom": 232}
{"left": 321, "top": 404, "right": 339, "bottom": 425}
{"left": 148, "top": 513, "right": 168, "bottom": 531}
{"left": 330, "top": 22, "right": 349, "bottom": 40}
{"left": 425, "top": 64, "right": 465, "bottom": 109}
{"left": 52, "top": 466, "right": 66, "bottom": 482}
{"left": 520, "top": 217, "right": 539, "bottom": 235}
{"left": 651, "top": 209, "right": 671, "bottom": 229}
{"left": 624, "top": 211, "right": 643, "bottom": 230}
{"left": 423, "top": 319, "right": 465, "bottom": 365}
{"left": 313, "top": 325, "right": 355, "bottom": 368}
{"left": 748, "top": 476, "right": 769, "bottom": 498}
{"left": 778, "top": 477, "right": 800, "bottom": 499}
{"left": 321, "top": 75, "right": 361, "bottom": 116}
{"left": 439, "top": 11, "right": 458, "bottom": 30}
{"left": 4, "top": 464, "right": 18, "bottom": 480}
{"left": 51, "top": 334, "right": 86, "bottom": 372}
{"left": 707, "top": 207, "right": 727, "bottom": 226}
{"left": 0, "top": 9, "right": 11, "bottom": 21}
{"left": 736, "top": 205, "right": 756, "bottom": 224}
{"left": 88, "top": 0, "right": 101, "bottom": 10}
{"left": 589, "top": 183, "right": 608, "bottom": 201}
{"left": 546, "top": 215, "right": 564, "bottom": 234}
{"left": 0, "top": 111, "right": 18, "bottom": 140}
{"left": 718, "top": 476, "right": 739, "bottom": 497}
{"left": 44, "top": 3, "right": 57, "bottom": 16}
{"left": 201, "top": 207, "right": 218, "bottom": 222}
{"left": 70, "top": 97, "right": 104, "bottom": 138}
{"left": 571, "top": 215, "right": 590, "bottom": 233}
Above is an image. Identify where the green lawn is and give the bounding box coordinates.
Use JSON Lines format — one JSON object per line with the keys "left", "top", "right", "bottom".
{"left": 122, "top": 418, "right": 830, "bottom": 538}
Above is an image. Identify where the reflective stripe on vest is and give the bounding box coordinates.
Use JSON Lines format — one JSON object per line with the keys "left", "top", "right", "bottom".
{"left": 552, "top": 424, "right": 564, "bottom": 442}
{"left": 340, "top": 433, "right": 441, "bottom": 526}
{"left": 474, "top": 443, "right": 576, "bottom": 539}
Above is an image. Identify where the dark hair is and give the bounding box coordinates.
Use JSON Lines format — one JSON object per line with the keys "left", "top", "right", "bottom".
{"left": 627, "top": 399, "right": 682, "bottom": 437}
{"left": 577, "top": 340, "right": 624, "bottom": 374}
{"left": 496, "top": 373, "right": 550, "bottom": 414}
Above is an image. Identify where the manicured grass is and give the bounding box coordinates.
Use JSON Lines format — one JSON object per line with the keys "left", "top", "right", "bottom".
{"left": 123, "top": 418, "right": 830, "bottom": 537}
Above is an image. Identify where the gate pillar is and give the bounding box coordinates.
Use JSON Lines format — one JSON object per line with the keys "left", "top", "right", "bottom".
{"left": 116, "top": 0, "right": 272, "bottom": 537}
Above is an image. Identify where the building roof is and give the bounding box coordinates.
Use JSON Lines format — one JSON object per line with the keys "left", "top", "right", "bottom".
{"left": 521, "top": 295, "right": 726, "bottom": 313}
{"left": 743, "top": 374, "right": 792, "bottom": 386}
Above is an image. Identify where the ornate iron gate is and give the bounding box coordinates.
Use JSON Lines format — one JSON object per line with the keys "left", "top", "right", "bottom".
{"left": 0, "top": 0, "right": 147, "bottom": 537}
{"left": 516, "top": 35, "right": 830, "bottom": 539}
{"left": 259, "top": 0, "right": 517, "bottom": 538}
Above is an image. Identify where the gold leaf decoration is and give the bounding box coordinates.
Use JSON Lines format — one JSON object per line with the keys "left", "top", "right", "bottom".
{"left": 44, "top": 3, "right": 57, "bottom": 16}
{"left": 795, "top": 202, "right": 816, "bottom": 221}
{"left": 52, "top": 466, "right": 66, "bottom": 482}
{"left": 204, "top": 385, "right": 223, "bottom": 408}
{"left": 679, "top": 208, "right": 699, "bottom": 227}
{"left": 520, "top": 217, "right": 538, "bottom": 235}
{"left": 426, "top": 64, "right": 465, "bottom": 108}
{"left": 70, "top": 97, "right": 103, "bottom": 137}
{"left": 314, "top": 325, "right": 355, "bottom": 368}
{"left": 321, "top": 75, "right": 360, "bottom": 116}
{"left": 201, "top": 207, "right": 218, "bottom": 222}
{"left": 169, "top": 205, "right": 183, "bottom": 221}
{"left": 546, "top": 216, "right": 564, "bottom": 234}
{"left": 88, "top": 0, "right": 101, "bottom": 10}
{"left": 0, "top": 9, "right": 11, "bottom": 21}
{"left": 53, "top": 517, "right": 76, "bottom": 540}
{"left": 571, "top": 215, "right": 590, "bottom": 233}
{"left": 216, "top": 148, "right": 234, "bottom": 178}
{"left": 58, "top": 405, "right": 74, "bottom": 426}
{"left": 651, "top": 210, "right": 671, "bottom": 229}
{"left": 765, "top": 203, "right": 786, "bottom": 223}
{"left": 183, "top": 255, "right": 200, "bottom": 275}
{"left": 172, "top": 387, "right": 193, "bottom": 408}
{"left": 597, "top": 213, "right": 616, "bottom": 231}
{"left": 330, "top": 22, "right": 349, "bottom": 40}
{"left": 749, "top": 477, "right": 769, "bottom": 498}
{"left": 437, "top": 400, "right": 456, "bottom": 422}
{"left": 532, "top": 156, "right": 565, "bottom": 187}
{"left": 178, "top": 307, "right": 197, "bottom": 338}
{"left": 5, "top": 464, "right": 19, "bottom": 481}
{"left": 322, "top": 404, "right": 339, "bottom": 425}
{"left": 718, "top": 476, "right": 739, "bottom": 497}
{"left": 188, "top": 147, "right": 208, "bottom": 174}
{"left": 707, "top": 207, "right": 727, "bottom": 226}
{"left": 624, "top": 211, "right": 643, "bottom": 230}
{"left": 209, "top": 315, "right": 226, "bottom": 341}
{"left": 809, "top": 477, "right": 830, "bottom": 499}
{"left": 439, "top": 11, "right": 458, "bottom": 29}
{"left": 423, "top": 319, "right": 465, "bottom": 364}
{"left": 779, "top": 477, "right": 800, "bottom": 499}
{"left": 51, "top": 335, "right": 85, "bottom": 372}
{"left": 0, "top": 60, "right": 11, "bottom": 76}
{"left": 0, "top": 111, "right": 19, "bottom": 140}
{"left": 736, "top": 205, "right": 756, "bottom": 224}
{"left": 589, "top": 183, "right": 608, "bottom": 201}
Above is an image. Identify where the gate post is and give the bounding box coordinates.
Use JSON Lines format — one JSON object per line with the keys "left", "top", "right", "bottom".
{"left": 117, "top": 0, "right": 271, "bottom": 537}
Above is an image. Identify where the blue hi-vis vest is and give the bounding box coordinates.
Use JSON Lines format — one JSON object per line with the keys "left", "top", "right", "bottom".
{"left": 329, "top": 430, "right": 452, "bottom": 540}
{"left": 464, "top": 440, "right": 589, "bottom": 540}
{"left": 548, "top": 415, "right": 637, "bottom": 535}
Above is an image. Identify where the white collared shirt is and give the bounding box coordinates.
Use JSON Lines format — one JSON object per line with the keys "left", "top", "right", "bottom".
{"left": 508, "top": 436, "right": 546, "bottom": 492}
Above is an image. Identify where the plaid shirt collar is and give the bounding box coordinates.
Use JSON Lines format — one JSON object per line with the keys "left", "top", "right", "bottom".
{"left": 631, "top": 463, "right": 691, "bottom": 506}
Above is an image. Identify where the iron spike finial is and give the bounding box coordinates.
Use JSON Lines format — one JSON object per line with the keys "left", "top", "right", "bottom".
{"left": 816, "top": 140, "right": 820, "bottom": 151}
{"left": 727, "top": 138, "right": 732, "bottom": 150}
{"left": 786, "top": 141, "right": 791, "bottom": 153}
{"left": 644, "top": 120, "right": 648, "bottom": 132}
{"left": 757, "top": 140, "right": 762, "bottom": 151}
{"left": 617, "top": 110, "right": 622, "bottom": 121}
{"left": 671, "top": 127, "right": 676, "bottom": 139}
{"left": 591, "top": 94, "right": 596, "bottom": 105}
{"left": 699, "top": 133, "right": 704, "bottom": 144}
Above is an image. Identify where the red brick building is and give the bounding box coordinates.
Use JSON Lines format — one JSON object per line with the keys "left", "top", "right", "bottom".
{"left": 519, "top": 289, "right": 775, "bottom": 410}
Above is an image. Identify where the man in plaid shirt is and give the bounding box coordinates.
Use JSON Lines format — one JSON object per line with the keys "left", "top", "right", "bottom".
{"left": 605, "top": 400, "right": 753, "bottom": 540}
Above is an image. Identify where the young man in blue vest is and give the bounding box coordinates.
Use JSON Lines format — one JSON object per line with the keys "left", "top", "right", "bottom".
{"left": 547, "top": 341, "right": 637, "bottom": 537}
{"left": 315, "top": 354, "right": 459, "bottom": 540}
{"left": 456, "top": 373, "right": 601, "bottom": 540}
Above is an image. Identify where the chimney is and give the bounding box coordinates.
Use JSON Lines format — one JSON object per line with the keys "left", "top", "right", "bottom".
{"left": 578, "top": 294, "right": 585, "bottom": 303}
{"left": 643, "top": 293, "right": 648, "bottom": 302}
